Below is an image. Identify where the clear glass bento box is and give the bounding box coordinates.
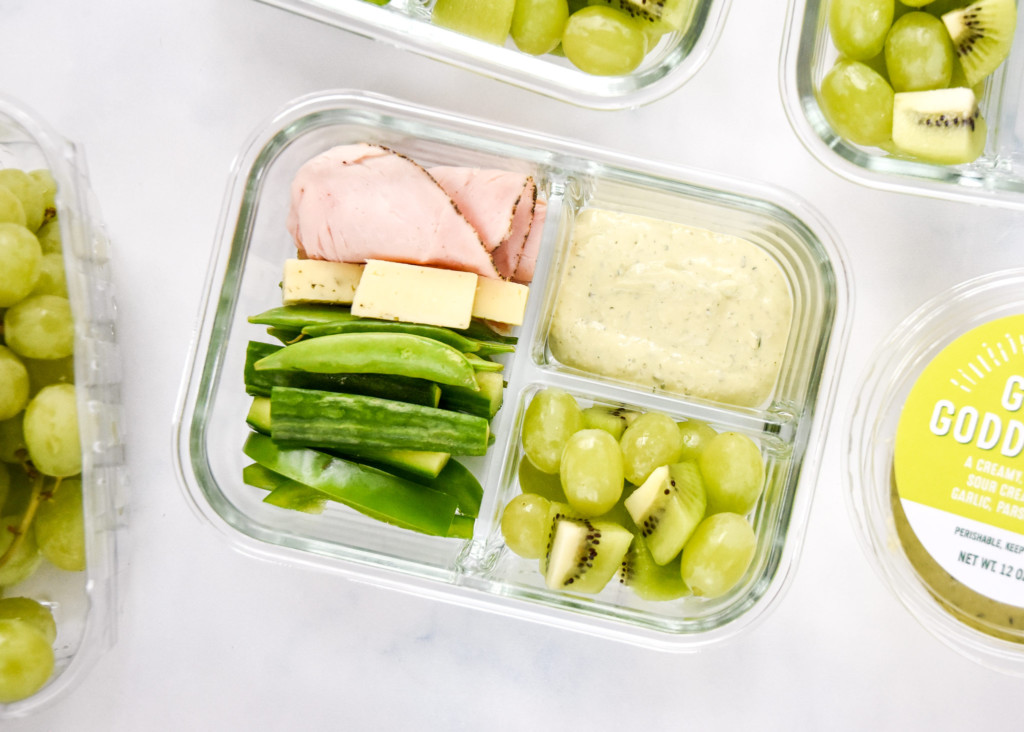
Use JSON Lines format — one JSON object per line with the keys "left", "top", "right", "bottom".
{"left": 253, "top": 0, "right": 731, "bottom": 109}
{"left": 0, "top": 96, "right": 127, "bottom": 718}
{"left": 174, "top": 90, "right": 850, "bottom": 650}
{"left": 847, "top": 270, "right": 1024, "bottom": 675}
{"left": 781, "top": 0, "right": 1024, "bottom": 207}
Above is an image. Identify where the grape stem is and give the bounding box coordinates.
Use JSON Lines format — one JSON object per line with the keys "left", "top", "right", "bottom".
{"left": 0, "top": 472, "right": 60, "bottom": 570}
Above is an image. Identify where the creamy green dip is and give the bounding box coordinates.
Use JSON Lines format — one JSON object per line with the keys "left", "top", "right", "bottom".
{"left": 548, "top": 209, "right": 793, "bottom": 407}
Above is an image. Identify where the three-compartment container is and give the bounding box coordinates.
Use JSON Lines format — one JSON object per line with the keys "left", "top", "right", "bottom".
{"left": 781, "top": 0, "right": 1024, "bottom": 207}
{"left": 174, "top": 90, "right": 850, "bottom": 650}
{"left": 0, "top": 96, "right": 127, "bottom": 719}
{"left": 253, "top": 0, "right": 732, "bottom": 109}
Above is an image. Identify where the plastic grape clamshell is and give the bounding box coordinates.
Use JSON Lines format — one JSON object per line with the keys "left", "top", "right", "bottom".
{"left": 251, "top": 0, "right": 731, "bottom": 109}
{"left": 0, "top": 96, "right": 127, "bottom": 719}
{"left": 174, "top": 90, "right": 851, "bottom": 650}
{"left": 846, "top": 270, "right": 1024, "bottom": 675}
{"left": 781, "top": 0, "right": 1024, "bottom": 208}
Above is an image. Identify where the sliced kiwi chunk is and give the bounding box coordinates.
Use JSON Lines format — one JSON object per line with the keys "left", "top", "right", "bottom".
{"left": 581, "top": 405, "right": 636, "bottom": 440}
{"left": 544, "top": 516, "right": 633, "bottom": 593}
{"left": 942, "top": 0, "right": 1017, "bottom": 87}
{"left": 891, "top": 87, "right": 987, "bottom": 164}
{"left": 589, "top": 0, "right": 695, "bottom": 33}
{"left": 623, "top": 462, "right": 707, "bottom": 566}
{"left": 619, "top": 531, "right": 690, "bottom": 601}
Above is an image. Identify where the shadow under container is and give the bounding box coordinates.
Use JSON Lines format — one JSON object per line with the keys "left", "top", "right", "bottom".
{"left": 175, "top": 90, "right": 850, "bottom": 650}
{"left": 0, "top": 96, "right": 127, "bottom": 720}
{"left": 846, "top": 270, "right": 1024, "bottom": 675}
{"left": 253, "top": 0, "right": 732, "bottom": 109}
{"left": 782, "top": 0, "right": 1024, "bottom": 208}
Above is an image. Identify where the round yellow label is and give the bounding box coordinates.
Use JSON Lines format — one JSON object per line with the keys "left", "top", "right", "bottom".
{"left": 894, "top": 314, "right": 1024, "bottom": 607}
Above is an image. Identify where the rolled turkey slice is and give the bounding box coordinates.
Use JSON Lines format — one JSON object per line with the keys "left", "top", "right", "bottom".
{"left": 512, "top": 197, "right": 546, "bottom": 284}
{"left": 286, "top": 144, "right": 500, "bottom": 278}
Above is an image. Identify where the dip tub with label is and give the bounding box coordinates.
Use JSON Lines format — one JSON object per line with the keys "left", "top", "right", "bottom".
{"left": 175, "top": 90, "right": 851, "bottom": 650}
{"left": 847, "top": 269, "right": 1024, "bottom": 674}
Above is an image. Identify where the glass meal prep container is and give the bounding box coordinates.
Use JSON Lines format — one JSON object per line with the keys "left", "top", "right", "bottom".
{"left": 781, "top": 0, "right": 1024, "bottom": 208}
{"left": 0, "top": 96, "right": 126, "bottom": 718}
{"left": 252, "top": 0, "right": 731, "bottom": 110}
{"left": 847, "top": 270, "right": 1024, "bottom": 675}
{"left": 174, "top": 90, "right": 850, "bottom": 650}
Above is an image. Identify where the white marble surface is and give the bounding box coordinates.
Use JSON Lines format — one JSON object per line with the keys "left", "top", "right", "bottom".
{"left": 4, "top": 0, "right": 1024, "bottom": 728}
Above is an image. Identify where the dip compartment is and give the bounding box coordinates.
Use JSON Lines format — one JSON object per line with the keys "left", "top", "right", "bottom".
{"left": 846, "top": 269, "right": 1024, "bottom": 674}
{"left": 174, "top": 90, "right": 850, "bottom": 649}
{"left": 0, "top": 96, "right": 126, "bottom": 719}
{"left": 252, "top": 0, "right": 731, "bottom": 110}
{"left": 781, "top": 0, "right": 1024, "bottom": 207}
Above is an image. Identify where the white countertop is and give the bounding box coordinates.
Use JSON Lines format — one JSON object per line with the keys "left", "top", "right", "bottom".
{"left": 5, "top": 0, "right": 1024, "bottom": 728}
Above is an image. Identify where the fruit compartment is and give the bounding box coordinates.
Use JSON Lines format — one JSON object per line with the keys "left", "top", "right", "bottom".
{"left": 175, "top": 90, "right": 850, "bottom": 648}
{"left": 781, "top": 0, "right": 1024, "bottom": 206}
{"left": 0, "top": 96, "right": 126, "bottom": 719}
{"left": 251, "top": 0, "right": 731, "bottom": 109}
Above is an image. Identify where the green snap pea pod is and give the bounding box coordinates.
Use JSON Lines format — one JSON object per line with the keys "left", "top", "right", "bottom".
{"left": 302, "top": 319, "right": 481, "bottom": 353}
{"left": 249, "top": 304, "right": 357, "bottom": 330}
{"left": 254, "top": 332, "right": 479, "bottom": 390}
{"left": 245, "top": 341, "right": 441, "bottom": 407}
{"left": 422, "top": 459, "right": 483, "bottom": 519}
{"left": 243, "top": 433, "right": 461, "bottom": 537}
{"left": 465, "top": 353, "right": 503, "bottom": 373}
{"left": 243, "top": 463, "right": 327, "bottom": 514}
{"left": 270, "top": 386, "right": 490, "bottom": 456}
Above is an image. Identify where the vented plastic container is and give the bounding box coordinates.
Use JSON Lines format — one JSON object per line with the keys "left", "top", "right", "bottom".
{"left": 0, "top": 95, "right": 127, "bottom": 719}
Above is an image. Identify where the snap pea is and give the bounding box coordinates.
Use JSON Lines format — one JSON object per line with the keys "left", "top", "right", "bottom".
{"left": 302, "top": 319, "right": 481, "bottom": 353}
{"left": 248, "top": 304, "right": 356, "bottom": 330}
{"left": 254, "top": 332, "right": 479, "bottom": 390}
{"left": 465, "top": 353, "right": 503, "bottom": 373}
{"left": 243, "top": 433, "right": 463, "bottom": 537}
{"left": 244, "top": 341, "right": 441, "bottom": 407}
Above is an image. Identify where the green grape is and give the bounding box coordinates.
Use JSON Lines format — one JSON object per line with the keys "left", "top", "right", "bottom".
{"left": 0, "top": 464, "right": 8, "bottom": 512}
{"left": 0, "top": 597, "right": 56, "bottom": 644}
{"left": 34, "top": 477, "right": 85, "bottom": 571}
{"left": 679, "top": 512, "right": 756, "bottom": 598}
{"left": 829, "top": 0, "right": 895, "bottom": 60}
{"left": 511, "top": 0, "right": 569, "bottom": 55}
{"left": 0, "top": 223, "right": 42, "bottom": 307}
{"left": 698, "top": 431, "right": 766, "bottom": 515}
{"left": 902, "top": 0, "right": 936, "bottom": 5}
{"left": 619, "top": 411, "right": 684, "bottom": 486}
{"left": 29, "top": 170, "right": 57, "bottom": 220}
{"left": 0, "top": 347, "right": 30, "bottom": 422}
{"left": 518, "top": 456, "right": 566, "bottom": 502}
{"left": 884, "top": 11, "right": 954, "bottom": 91}
{"left": 0, "top": 618, "right": 54, "bottom": 703}
{"left": 521, "top": 388, "right": 584, "bottom": 474}
{"left": 677, "top": 419, "right": 717, "bottom": 462}
{"left": 0, "top": 515, "right": 42, "bottom": 587}
{"left": 35, "top": 219, "right": 61, "bottom": 254}
{"left": 23, "top": 384, "right": 81, "bottom": 478}
{"left": 562, "top": 6, "right": 647, "bottom": 76}
{"left": 432, "top": 0, "right": 516, "bottom": 44}
{"left": 500, "top": 493, "right": 552, "bottom": 559}
{"left": 0, "top": 186, "right": 26, "bottom": 227}
{"left": 559, "top": 428, "right": 624, "bottom": 516}
{"left": 819, "top": 59, "right": 895, "bottom": 146}
{"left": 29, "top": 252, "right": 67, "bottom": 298}
{"left": 4, "top": 295, "right": 75, "bottom": 360}
{"left": 0, "top": 414, "right": 27, "bottom": 465}
{"left": 24, "top": 355, "right": 75, "bottom": 398}
{"left": 0, "top": 170, "right": 44, "bottom": 233}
